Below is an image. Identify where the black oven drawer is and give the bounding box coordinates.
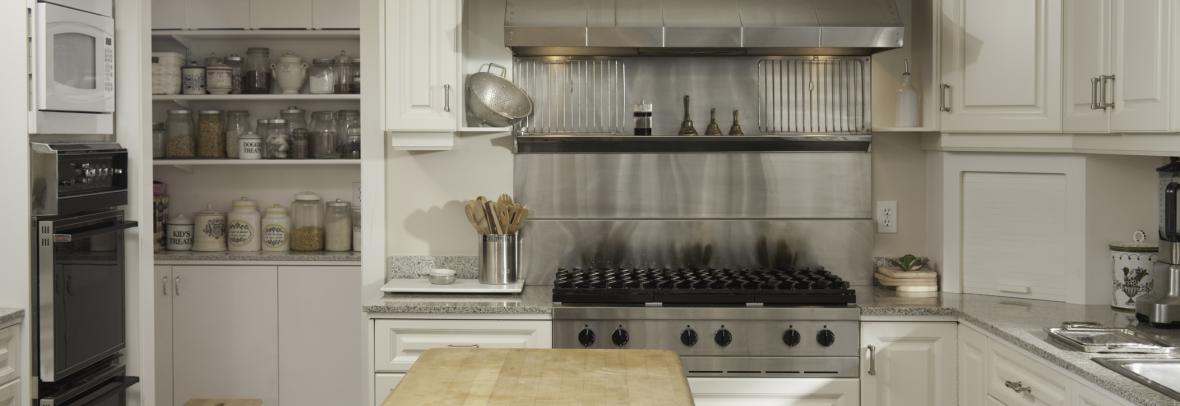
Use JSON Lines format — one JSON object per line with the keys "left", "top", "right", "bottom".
{"left": 39, "top": 364, "right": 138, "bottom": 406}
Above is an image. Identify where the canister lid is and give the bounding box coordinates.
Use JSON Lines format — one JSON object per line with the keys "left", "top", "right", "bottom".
{"left": 264, "top": 204, "right": 288, "bottom": 216}
{"left": 634, "top": 99, "right": 653, "bottom": 113}
{"left": 167, "top": 213, "right": 192, "bottom": 225}
{"left": 313, "top": 58, "right": 333, "bottom": 64}
{"left": 294, "top": 191, "right": 321, "bottom": 201}
{"left": 326, "top": 198, "right": 350, "bottom": 208}
{"left": 224, "top": 54, "right": 243, "bottom": 62}
{"left": 194, "top": 203, "right": 225, "bottom": 217}
{"left": 168, "top": 109, "right": 191, "bottom": 115}
{"left": 281, "top": 106, "right": 304, "bottom": 114}
{"left": 1110, "top": 230, "right": 1159, "bottom": 252}
{"left": 199, "top": 110, "right": 222, "bottom": 115}
{"left": 270, "top": 118, "right": 287, "bottom": 125}
{"left": 231, "top": 197, "right": 257, "bottom": 210}
{"left": 240, "top": 131, "right": 261, "bottom": 140}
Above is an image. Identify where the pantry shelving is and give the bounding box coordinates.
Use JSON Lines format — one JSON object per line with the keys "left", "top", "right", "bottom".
{"left": 154, "top": 159, "right": 360, "bottom": 166}
{"left": 153, "top": 94, "right": 360, "bottom": 101}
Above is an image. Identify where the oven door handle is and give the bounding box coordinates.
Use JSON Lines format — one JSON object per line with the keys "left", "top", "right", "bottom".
{"left": 41, "top": 376, "right": 139, "bottom": 406}
{"left": 52, "top": 220, "right": 138, "bottom": 243}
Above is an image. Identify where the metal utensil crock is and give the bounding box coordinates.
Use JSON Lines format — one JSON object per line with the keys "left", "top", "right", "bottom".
{"left": 480, "top": 234, "right": 519, "bottom": 284}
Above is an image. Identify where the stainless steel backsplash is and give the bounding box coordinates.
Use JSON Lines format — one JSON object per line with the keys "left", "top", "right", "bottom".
{"left": 515, "top": 152, "right": 874, "bottom": 285}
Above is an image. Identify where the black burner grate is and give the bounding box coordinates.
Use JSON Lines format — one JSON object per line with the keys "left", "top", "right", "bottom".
{"left": 552, "top": 267, "right": 856, "bottom": 305}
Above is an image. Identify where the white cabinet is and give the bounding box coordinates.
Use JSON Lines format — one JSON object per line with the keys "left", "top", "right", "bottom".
{"left": 249, "top": 0, "right": 312, "bottom": 29}
{"left": 171, "top": 266, "right": 279, "bottom": 406}
{"left": 1064, "top": 0, "right": 1171, "bottom": 133}
{"left": 373, "top": 373, "right": 404, "bottom": 405}
{"left": 151, "top": 0, "right": 187, "bottom": 29}
{"left": 278, "top": 266, "right": 364, "bottom": 406}
{"left": 860, "top": 322, "right": 957, "bottom": 406}
{"left": 939, "top": 0, "right": 1063, "bottom": 132}
{"left": 154, "top": 266, "right": 173, "bottom": 406}
{"left": 987, "top": 341, "right": 1069, "bottom": 406}
{"left": 958, "top": 324, "right": 989, "bottom": 406}
{"left": 186, "top": 0, "right": 251, "bottom": 29}
{"left": 313, "top": 0, "right": 360, "bottom": 29}
{"left": 0, "top": 380, "right": 18, "bottom": 406}
{"left": 1072, "top": 383, "right": 1132, "bottom": 406}
{"left": 384, "top": 0, "right": 462, "bottom": 148}
{"left": 688, "top": 378, "right": 859, "bottom": 406}
{"left": 372, "top": 319, "right": 551, "bottom": 372}
{"left": 0, "top": 324, "right": 19, "bottom": 386}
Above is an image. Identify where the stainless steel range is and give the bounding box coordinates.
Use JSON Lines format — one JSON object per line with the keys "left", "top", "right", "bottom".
{"left": 551, "top": 267, "right": 860, "bottom": 378}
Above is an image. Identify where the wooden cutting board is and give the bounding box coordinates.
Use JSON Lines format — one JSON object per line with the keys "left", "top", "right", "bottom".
{"left": 875, "top": 272, "right": 938, "bottom": 287}
{"left": 383, "top": 348, "right": 695, "bottom": 406}
{"left": 183, "top": 400, "right": 262, "bottom": 406}
{"left": 876, "top": 266, "right": 938, "bottom": 279}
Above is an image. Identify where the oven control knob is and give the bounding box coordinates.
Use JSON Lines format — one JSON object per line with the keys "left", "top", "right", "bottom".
{"left": 816, "top": 328, "right": 836, "bottom": 347}
{"left": 578, "top": 326, "right": 596, "bottom": 348}
{"left": 714, "top": 326, "right": 733, "bottom": 347}
{"left": 783, "top": 328, "right": 802, "bottom": 347}
{"left": 680, "top": 327, "right": 698, "bottom": 346}
{"left": 611, "top": 326, "right": 630, "bottom": 347}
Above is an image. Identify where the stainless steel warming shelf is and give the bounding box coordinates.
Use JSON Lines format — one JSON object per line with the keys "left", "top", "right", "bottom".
{"left": 515, "top": 134, "right": 871, "bottom": 153}
{"left": 1046, "top": 322, "right": 1178, "bottom": 354}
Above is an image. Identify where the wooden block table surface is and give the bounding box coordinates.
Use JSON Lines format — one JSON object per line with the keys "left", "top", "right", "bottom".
{"left": 383, "top": 348, "right": 695, "bottom": 406}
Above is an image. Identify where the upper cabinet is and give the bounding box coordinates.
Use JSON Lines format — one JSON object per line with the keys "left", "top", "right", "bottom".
{"left": 939, "top": 0, "right": 1063, "bottom": 133}
{"left": 384, "top": 0, "right": 462, "bottom": 148}
{"left": 1065, "top": 0, "right": 1171, "bottom": 133}
{"left": 150, "top": 0, "right": 359, "bottom": 30}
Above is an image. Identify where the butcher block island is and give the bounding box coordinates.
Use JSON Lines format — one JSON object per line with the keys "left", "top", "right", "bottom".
{"left": 382, "top": 348, "right": 695, "bottom": 406}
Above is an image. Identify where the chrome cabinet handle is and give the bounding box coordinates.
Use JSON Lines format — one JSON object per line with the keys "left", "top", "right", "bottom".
{"left": 1101, "top": 75, "right": 1116, "bottom": 109}
{"left": 443, "top": 84, "right": 452, "bottom": 112}
{"left": 865, "top": 345, "right": 877, "bottom": 376}
{"left": 175, "top": 275, "right": 181, "bottom": 296}
{"left": 162, "top": 276, "right": 169, "bottom": 296}
{"left": 447, "top": 344, "right": 480, "bottom": 348}
{"left": 1090, "top": 77, "right": 1101, "bottom": 110}
{"left": 1005, "top": 380, "right": 1032, "bottom": 395}
{"left": 940, "top": 84, "right": 952, "bottom": 112}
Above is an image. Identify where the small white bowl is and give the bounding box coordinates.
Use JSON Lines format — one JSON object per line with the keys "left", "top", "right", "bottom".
{"left": 427, "top": 268, "right": 457, "bottom": 285}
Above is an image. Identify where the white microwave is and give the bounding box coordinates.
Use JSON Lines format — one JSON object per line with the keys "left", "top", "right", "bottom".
{"left": 30, "top": 0, "right": 115, "bottom": 134}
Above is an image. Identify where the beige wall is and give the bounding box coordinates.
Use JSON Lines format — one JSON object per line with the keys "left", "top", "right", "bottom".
{"left": 872, "top": 133, "right": 929, "bottom": 258}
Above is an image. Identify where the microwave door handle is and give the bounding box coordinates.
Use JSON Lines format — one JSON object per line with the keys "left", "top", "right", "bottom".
{"left": 42, "top": 376, "right": 140, "bottom": 406}
{"left": 52, "top": 220, "right": 137, "bottom": 243}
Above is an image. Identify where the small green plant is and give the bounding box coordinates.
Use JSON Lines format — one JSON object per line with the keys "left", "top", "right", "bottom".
{"left": 887, "top": 254, "right": 929, "bottom": 272}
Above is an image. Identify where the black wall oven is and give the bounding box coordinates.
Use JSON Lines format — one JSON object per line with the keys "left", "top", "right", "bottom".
{"left": 31, "top": 142, "right": 138, "bottom": 405}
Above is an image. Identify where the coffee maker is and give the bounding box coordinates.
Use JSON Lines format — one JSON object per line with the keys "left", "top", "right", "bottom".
{"left": 1137, "top": 158, "right": 1180, "bottom": 328}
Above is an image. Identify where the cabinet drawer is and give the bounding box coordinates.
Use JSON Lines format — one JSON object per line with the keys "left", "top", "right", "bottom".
{"left": 372, "top": 320, "right": 551, "bottom": 372}
{"left": 0, "top": 325, "right": 20, "bottom": 386}
{"left": 373, "top": 373, "right": 403, "bottom": 406}
{"left": 986, "top": 342, "right": 1067, "bottom": 406}
{"left": 0, "top": 379, "right": 18, "bottom": 406}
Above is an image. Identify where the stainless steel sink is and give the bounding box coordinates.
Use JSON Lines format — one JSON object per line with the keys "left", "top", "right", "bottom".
{"left": 1095, "top": 358, "right": 1180, "bottom": 400}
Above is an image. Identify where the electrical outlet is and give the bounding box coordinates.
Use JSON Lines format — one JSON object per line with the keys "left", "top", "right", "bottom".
{"left": 876, "top": 200, "right": 898, "bottom": 234}
{"left": 352, "top": 182, "right": 362, "bottom": 206}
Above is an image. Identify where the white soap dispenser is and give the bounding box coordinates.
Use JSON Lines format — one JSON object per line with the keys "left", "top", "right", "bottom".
{"left": 894, "top": 59, "right": 920, "bottom": 128}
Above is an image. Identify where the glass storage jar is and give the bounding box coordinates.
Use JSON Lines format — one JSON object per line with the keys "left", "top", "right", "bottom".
{"left": 342, "top": 127, "right": 361, "bottom": 159}
{"left": 351, "top": 206, "right": 361, "bottom": 252}
{"left": 280, "top": 106, "right": 307, "bottom": 132}
{"left": 197, "top": 110, "right": 225, "bottom": 158}
{"left": 265, "top": 118, "right": 290, "bottom": 159}
{"left": 152, "top": 122, "right": 166, "bottom": 158}
{"left": 325, "top": 199, "right": 352, "bottom": 252}
{"left": 333, "top": 51, "right": 354, "bottom": 94}
{"left": 224, "top": 110, "right": 251, "bottom": 158}
{"left": 290, "top": 192, "right": 324, "bottom": 251}
{"left": 224, "top": 54, "right": 244, "bottom": 94}
{"left": 310, "top": 111, "right": 339, "bottom": 158}
{"left": 336, "top": 110, "right": 360, "bottom": 148}
{"left": 308, "top": 58, "right": 336, "bottom": 94}
{"left": 350, "top": 57, "right": 360, "bottom": 94}
{"left": 243, "top": 47, "right": 272, "bottom": 94}
{"left": 291, "top": 130, "right": 309, "bottom": 159}
{"left": 165, "top": 109, "right": 195, "bottom": 158}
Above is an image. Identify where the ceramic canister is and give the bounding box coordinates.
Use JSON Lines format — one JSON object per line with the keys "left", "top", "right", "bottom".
{"left": 192, "top": 204, "right": 227, "bottom": 252}
{"left": 272, "top": 52, "right": 308, "bottom": 94}
{"left": 1110, "top": 230, "right": 1159, "bottom": 310}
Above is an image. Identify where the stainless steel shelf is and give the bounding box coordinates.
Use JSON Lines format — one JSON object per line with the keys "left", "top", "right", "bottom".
{"left": 513, "top": 135, "right": 872, "bottom": 153}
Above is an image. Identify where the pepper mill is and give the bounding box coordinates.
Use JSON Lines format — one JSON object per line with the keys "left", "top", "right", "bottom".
{"left": 704, "top": 108, "right": 723, "bottom": 135}
{"left": 678, "top": 95, "right": 699, "bottom": 136}
{"left": 728, "top": 110, "right": 744, "bottom": 136}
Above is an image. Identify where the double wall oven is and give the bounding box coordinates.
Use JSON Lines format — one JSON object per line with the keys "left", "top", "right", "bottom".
{"left": 31, "top": 142, "right": 138, "bottom": 405}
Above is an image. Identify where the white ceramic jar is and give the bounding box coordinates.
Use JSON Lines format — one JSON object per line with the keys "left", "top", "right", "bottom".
{"left": 1111, "top": 230, "right": 1159, "bottom": 310}
{"left": 239, "top": 131, "right": 263, "bottom": 159}
{"left": 227, "top": 197, "right": 261, "bottom": 251}
{"left": 206, "top": 63, "right": 234, "bottom": 95}
{"left": 261, "top": 204, "right": 291, "bottom": 252}
{"left": 192, "top": 204, "right": 227, "bottom": 252}
{"left": 272, "top": 51, "right": 308, "bottom": 94}
{"left": 181, "top": 64, "right": 206, "bottom": 95}
{"left": 166, "top": 213, "right": 193, "bottom": 251}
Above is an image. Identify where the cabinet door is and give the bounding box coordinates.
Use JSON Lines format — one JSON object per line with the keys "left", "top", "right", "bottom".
{"left": 313, "top": 0, "right": 359, "bottom": 29}
{"left": 384, "top": 0, "right": 461, "bottom": 132}
{"left": 172, "top": 266, "right": 278, "bottom": 406}
{"left": 278, "top": 266, "right": 363, "bottom": 406}
{"left": 151, "top": 0, "right": 187, "bottom": 29}
{"left": 186, "top": 0, "right": 251, "bottom": 29}
{"left": 688, "top": 378, "right": 859, "bottom": 406}
{"left": 861, "top": 322, "right": 957, "bottom": 406}
{"left": 155, "top": 266, "right": 173, "bottom": 406}
{"left": 1108, "top": 0, "right": 1171, "bottom": 132}
{"left": 940, "top": 0, "right": 1063, "bottom": 132}
{"left": 987, "top": 341, "right": 1068, "bottom": 406}
{"left": 0, "top": 380, "right": 18, "bottom": 406}
{"left": 1062, "top": 0, "right": 1110, "bottom": 133}
{"left": 1072, "top": 383, "right": 1133, "bottom": 406}
{"left": 0, "top": 324, "right": 19, "bottom": 386}
{"left": 959, "top": 324, "right": 989, "bottom": 406}
{"left": 373, "top": 373, "right": 404, "bottom": 406}
{"left": 249, "top": 0, "right": 313, "bottom": 29}
{"left": 373, "top": 319, "right": 551, "bottom": 372}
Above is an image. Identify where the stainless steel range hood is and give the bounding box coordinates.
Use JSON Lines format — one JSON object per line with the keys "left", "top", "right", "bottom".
{"left": 505, "top": 0, "right": 904, "bottom": 56}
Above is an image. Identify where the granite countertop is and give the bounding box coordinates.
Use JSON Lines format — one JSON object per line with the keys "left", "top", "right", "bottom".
{"left": 365, "top": 284, "right": 553, "bottom": 315}
{"left": 0, "top": 308, "right": 24, "bottom": 328}
{"left": 155, "top": 250, "right": 362, "bottom": 264}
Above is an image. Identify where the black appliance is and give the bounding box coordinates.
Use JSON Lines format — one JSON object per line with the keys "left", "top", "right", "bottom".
{"left": 31, "top": 142, "right": 139, "bottom": 405}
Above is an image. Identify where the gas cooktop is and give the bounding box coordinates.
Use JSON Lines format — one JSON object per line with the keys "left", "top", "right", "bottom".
{"left": 552, "top": 267, "right": 856, "bottom": 306}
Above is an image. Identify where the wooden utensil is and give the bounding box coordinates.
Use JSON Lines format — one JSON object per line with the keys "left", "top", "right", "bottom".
{"left": 484, "top": 200, "right": 502, "bottom": 234}
{"left": 464, "top": 201, "right": 490, "bottom": 234}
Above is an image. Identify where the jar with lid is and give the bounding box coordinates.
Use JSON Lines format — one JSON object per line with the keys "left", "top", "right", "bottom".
{"left": 256, "top": 118, "right": 270, "bottom": 139}
{"left": 336, "top": 110, "right": 360, "bottom": 149}
{"left": 342, "top": 127, "right": 361, "bottom": 159}
{"left": 290, "top": 192, "right": 324, "bottom": 251}
{"left": 227, "top": 197, "right": 261, "bottom": 252}
{"left": 325, "top": 199, "right": 352, "bottom": 251}
{"left": 261, "top": 205, "right": 291, "bottom": 252}
{"left": 152, "top": 122, "right": 166, "bottom": 158}
{"left": 166, "top": 213, "right": 193, "bottom": 251}
{"left": 154, "top": 181, "right": 169, "bottom": 250}
{"left": 280, "top": 106, "right": 307, "bottom": 132}
{"left": 238, "top": 131, "right": 263, "bottom": 159}
{"left": 205, "top": 62, "right": 233, "bottom": 95}
{"left": 243, "top": 47, "right": 272, "bottom": 94}
{"left": 351, "top": 206, "right": 361, "bottom": 252}
{"left": 310, "top": 111, "right": 339, "bottom": 158}
{"left": 308, "top": 58, "right": 336, "bottom": 94}
{"left": 350, "top": 57, "right": 360, "bottom": 94}
{"left": 291, "top": 130, "right": 309, "bottom": 159}
{"left": 197, "top": 110, "right": 225, "bottom": 158}
{"left": 165, "top": 109, "right": 195, "bottom": 158}
{"left": 181, "top": 62, "right": 205, "bottom": 95}
{"left": 204, "top": 53, "right": 222, "bottom": 67}
{"left": 224, "top": 110, "right": 250, "bottom": 158}
{"left": 265, "top": 118, "right": 290, "bottom": 159}
{"left": 333, "top": 51, "right": 355, "bottom": 94}
{"left": 224, "top": 54, "right": 244, "bottom": 94}
{"left": 192, "top": 204, "right": 227, "bottom": 252}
